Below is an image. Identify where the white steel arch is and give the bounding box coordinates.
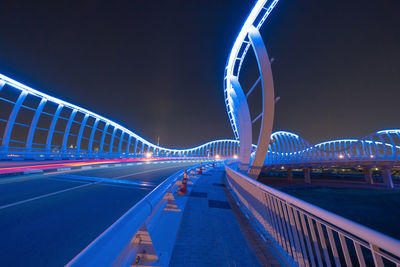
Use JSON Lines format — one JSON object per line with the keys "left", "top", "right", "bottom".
{"left": 0, "top": 74, "right": 240, "bottom": 159}
{"left": 223, "top": 0, "right": 279, "bottom": 177}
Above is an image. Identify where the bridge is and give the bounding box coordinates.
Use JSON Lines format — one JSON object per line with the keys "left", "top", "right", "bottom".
{"left": 0, "top": 72, "right": 241, "bottom": 160}
{"left": 1, "top": 0, "right": 399, "bottom": 266}
{"left": 263, "top": 130, "right": 400, "bottom": 188}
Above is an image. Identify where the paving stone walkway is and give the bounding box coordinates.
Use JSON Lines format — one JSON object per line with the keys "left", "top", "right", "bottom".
{"left": 169, "top": 166, "right": 263, "bottom": 266}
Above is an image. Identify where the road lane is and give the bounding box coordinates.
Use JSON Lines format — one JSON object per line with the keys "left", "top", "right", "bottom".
{"left": 0, "top": 160, "right": 197, "bottom": 208}
{"left": 0, "top": 160, "right": 202, "bottom": 266}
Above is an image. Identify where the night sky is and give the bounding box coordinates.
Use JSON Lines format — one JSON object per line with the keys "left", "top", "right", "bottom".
{"left": 0, "top": 0, "right": 399, "bottom": 148}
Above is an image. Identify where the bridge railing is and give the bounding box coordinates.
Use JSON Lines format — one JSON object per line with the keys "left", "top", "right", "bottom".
{"left": 225, "top": 161, "right": 400, "bottom": 266}
{"left": 67, "top": 162, "right": 207, "bottom": 266}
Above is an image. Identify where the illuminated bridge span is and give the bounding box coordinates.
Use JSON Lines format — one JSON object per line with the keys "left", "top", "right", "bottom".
{"left": 265, "top": 130, "right": 400, "bottom": 166}
{"left": 260, "top": 130, "right": 400, "bottom": 189}
{"left": 2, "top": 0, "right": 400, "bottom": 266}
{"left": 220, "top": 0, "right": 400, "bottom": 266}
{"left": 0, "top": 74, "right": 241, "bottom": 160}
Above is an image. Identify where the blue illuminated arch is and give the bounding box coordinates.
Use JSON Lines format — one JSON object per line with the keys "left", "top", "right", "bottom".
{"left": 0, "top": 74, "right": 240, "bottom": 159}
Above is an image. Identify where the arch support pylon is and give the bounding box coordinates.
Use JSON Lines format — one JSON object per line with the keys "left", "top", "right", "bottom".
{"left": 229, "top": 78, "right": 252, "bottom": 171}
{"left": 247, "top": 25, "right": 275, "bottom": 178}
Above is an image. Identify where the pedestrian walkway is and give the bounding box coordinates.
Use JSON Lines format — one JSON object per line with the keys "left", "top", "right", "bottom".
{"left": 169, "top": 166, "right": 280, "bottom": 266}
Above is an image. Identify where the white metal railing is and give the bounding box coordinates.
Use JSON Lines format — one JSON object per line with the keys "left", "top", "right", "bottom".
{"left": 225, "top": 162, "right": 400, "bottom": 266}
{"left": 67, "top": 163, "right": 208, "bottom": 266}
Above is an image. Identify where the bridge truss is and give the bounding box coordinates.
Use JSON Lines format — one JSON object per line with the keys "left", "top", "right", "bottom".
{"left": 265, "top": 130, "right": 400, "bottom": 167}
{"left": 0, "top": 74, "right": 242, "bottom": 160}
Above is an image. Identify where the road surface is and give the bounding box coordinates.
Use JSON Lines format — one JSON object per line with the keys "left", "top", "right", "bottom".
{"left": 0, "top": 160, "right": 202, "bottom": 266}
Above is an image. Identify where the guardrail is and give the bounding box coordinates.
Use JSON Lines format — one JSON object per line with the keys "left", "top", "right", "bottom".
{"left": 225, "top": 161, "right": 400, "bottom": 266}
{"left": 67, "top": 162, "right": 208, "bottom": 266}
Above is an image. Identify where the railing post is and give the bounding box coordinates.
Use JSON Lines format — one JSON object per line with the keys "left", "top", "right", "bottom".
{"left": 88, "top": 118, "right": 100, "bottom": 157}
{"left": 108, "top": 127, "right": 118, "bottom": 156}
{"left": 125, "top": 135, "right": 132, "bottom": 157}
{"left": 370, "top": 243, "right": 385, "bottom": 267}
{"left": 140, "top": 142, "right": 144, "bottom": 155}
{"left": 26, "top": 98, "right": 47, "bottom": 158}
{"left": 61, "top": 109, "right": 77, "bottom": 158}
{"left": 133, "top": 139, "right": 138, "bottom": 156}
{"left": 76, "top": 114, "right": 89, "bottom": 158}
{"left": 117, "top": 132, "right": 125, "bottom": 158}
{"left": 46, "top": 104, "right": 63, "bottom": 157}
{"left": 99, "top": 123, "right": 110, "bottom": 156}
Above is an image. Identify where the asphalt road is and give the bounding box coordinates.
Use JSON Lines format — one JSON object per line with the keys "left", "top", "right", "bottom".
{"left": 0, "top": 160, "right": 202, "bottom": 266}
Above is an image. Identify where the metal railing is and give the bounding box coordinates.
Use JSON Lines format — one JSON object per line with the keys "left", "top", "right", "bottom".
{"left": 225, "top": 162, "right": 400, "bottom": 266}
{"left": 67, "top": 163, "right": 207, "bottom": 266}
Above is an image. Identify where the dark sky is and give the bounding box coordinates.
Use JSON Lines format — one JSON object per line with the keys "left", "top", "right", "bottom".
{"left": 0, "top": 0, "right": 399, "bottom": 147}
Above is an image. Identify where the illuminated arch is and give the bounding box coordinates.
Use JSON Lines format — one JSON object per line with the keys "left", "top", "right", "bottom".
{"left": 0, "top": 74, "right": 239, "bottom": 159}
{"left": 263, "top": 129, "right": 400, "bottom": 166}
{"left": 223, "top": 0, "right": 279, "bottom": 177}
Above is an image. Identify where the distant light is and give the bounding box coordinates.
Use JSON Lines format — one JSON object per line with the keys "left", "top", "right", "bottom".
{"left": 370, "top": 155, "right": 374, "bottom": 158}
{"left": 216, "top": 154, "right": 220, "bottom": 159}
{"left": 338, "top": 154, "right": 344, "bottom": 159}
{"left": 233, "top": 155, "right": 238, "bottom": 159}
{"left": 145, "top": 152, "right": 152, "bottom": 158}
{"left": 281, "top": 166, "right": 285, "bottom": 170}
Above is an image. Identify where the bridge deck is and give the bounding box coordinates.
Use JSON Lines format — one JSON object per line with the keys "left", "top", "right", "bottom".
{"left": 169, "top": 166, "right": 282, "bottom": 266}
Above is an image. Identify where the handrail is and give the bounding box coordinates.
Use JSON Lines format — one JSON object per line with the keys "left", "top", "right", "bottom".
{"left": 225, "top": 161, "right": 400, "bottom": 265}
{"left": 67, "top": 163, "right": 202, "bottom": 266}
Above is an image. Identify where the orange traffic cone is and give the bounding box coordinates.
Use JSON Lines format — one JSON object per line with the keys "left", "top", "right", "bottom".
{"left": 179, "top": 171, "right": 188, "bottom": 194}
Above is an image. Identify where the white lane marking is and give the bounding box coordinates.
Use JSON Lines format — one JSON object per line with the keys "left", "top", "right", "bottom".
{"left": 0, "top": 173, "right": 48, "bottom": 185}
{"left": 0, "top": 162, "right": 195, "bottom": 210}
{"left": 23, "top": 170, "right": 43, "bottom": 174}
{"left": 0, "top": 183, "right": 92, "bottom": 211}
{"left": 57, "top": 167, "right": 71, "bottom": 171}
{"left": 0, "top": 160, "right": 190, "bottom": 186}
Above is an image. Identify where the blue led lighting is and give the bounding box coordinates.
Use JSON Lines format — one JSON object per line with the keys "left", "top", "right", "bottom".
{"left": 224, "top": 0, "right": 280, "bottom": 139}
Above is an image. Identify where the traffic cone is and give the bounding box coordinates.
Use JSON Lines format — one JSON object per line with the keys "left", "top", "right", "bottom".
{"left": 179, "top": 171, "right": 188, "bottom": 195}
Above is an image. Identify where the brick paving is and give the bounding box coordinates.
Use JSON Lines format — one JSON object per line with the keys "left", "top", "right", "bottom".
{"left": 169, "top": 167, "right": 263, "bottom": 266}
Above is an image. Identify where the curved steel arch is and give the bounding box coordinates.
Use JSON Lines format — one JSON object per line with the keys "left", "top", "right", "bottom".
{"left": 222, "top": 1, "right": 400, "bottom": 179}
{"left": 263, "top": 129, "right": 400, "bottom": 167}
{"left": 224, "top": 0, "right": 279, "bottom": 140}
{"left": 0, "top": 74, "right": 240, "bottom": 159}
{"left": 223, "top": 0, "right": 279, "bottom": 177}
